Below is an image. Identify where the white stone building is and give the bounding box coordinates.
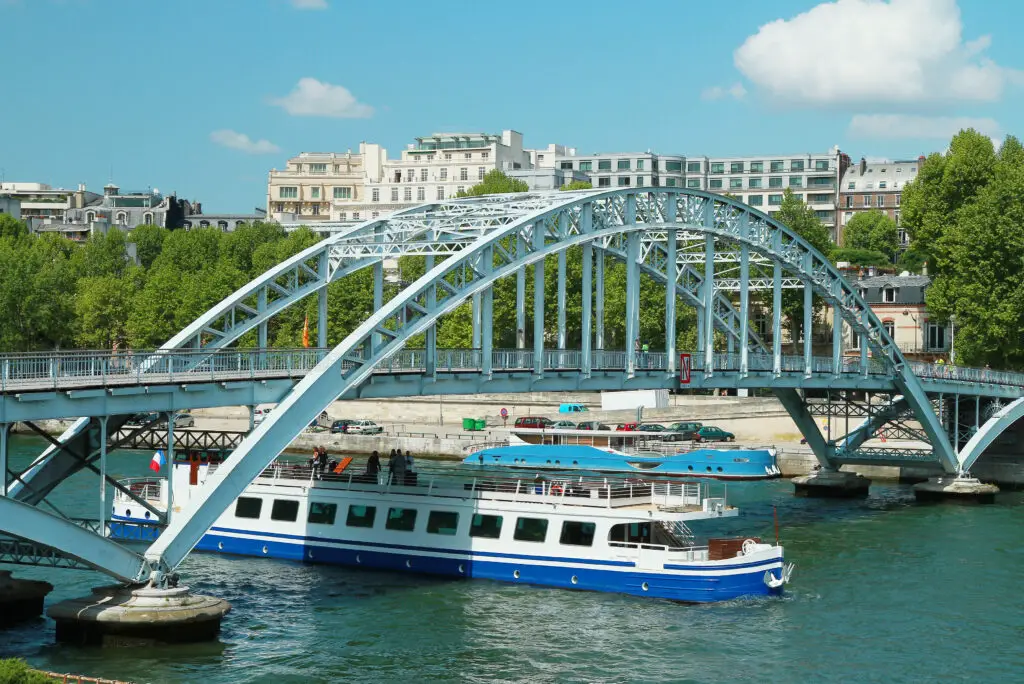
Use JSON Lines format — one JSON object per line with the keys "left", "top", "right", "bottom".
{"left": 266, "top": 151, "right": 365, "bottom": 223}
{"left": 552, "top": 151, "right": 686, "bottom": 190}
{"left": 838, "top": 157, "right": 922, "bottom": 247}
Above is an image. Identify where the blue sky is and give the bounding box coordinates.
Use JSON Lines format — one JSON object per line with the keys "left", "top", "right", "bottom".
{"left": 2, "top": 0, "right": 1021, "bottom": 211}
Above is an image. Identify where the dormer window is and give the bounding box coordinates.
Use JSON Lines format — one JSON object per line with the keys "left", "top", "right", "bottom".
{"left": 882, "top": 287, "right": 897, "bottom": 303}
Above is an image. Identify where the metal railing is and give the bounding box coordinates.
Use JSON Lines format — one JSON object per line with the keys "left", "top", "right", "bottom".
{"left": 2, "top": 346, "right": 1023, "bottom": 392}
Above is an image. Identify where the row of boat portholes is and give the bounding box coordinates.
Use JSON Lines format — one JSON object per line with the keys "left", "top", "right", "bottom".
{"left": 512, "top": 459, "right": 581, "bottom": 466}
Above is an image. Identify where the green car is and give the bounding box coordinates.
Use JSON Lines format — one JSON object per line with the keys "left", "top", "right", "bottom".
{"left": 692, "top": 426, "right": 735, "bottom": 443}
{"left": 666, "top": 421, "right": 703, "bottom": 441}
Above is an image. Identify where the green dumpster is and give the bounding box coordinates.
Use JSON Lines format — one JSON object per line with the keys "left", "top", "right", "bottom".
{"left": 475, "top": 418, "right": 487, "bottom": 431}
{"left": 462, "top": 417, "right": 476, "bottom": 431}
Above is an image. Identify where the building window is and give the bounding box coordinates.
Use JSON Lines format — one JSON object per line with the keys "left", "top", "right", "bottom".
{"left": 199, "top": 220, "right": 210, "bottom": 228}
{"left": 405, "top": 170, "right": 415, "bottom": 183}
{"left": 391, "top": 188, "right": 399, "bottom": 202}
{"left": 86, "top": 211, "right": 96, "bottom": 222}
{"left": 346, "top": 505, "right": 376, "bottom": 528}
{"left": 116, "top": 212, "right": 128, "bottom": 225}
{"left": 598, "top": 177, "right": 611, "bottom": 187}
{"left": 618, "top": 177, "right": 630, "bottom": 186}
{"left": 863, "top": 196, "right": 871, "bottom": 207}
{"left": 308, "top": 502, "right": 337, "bottom": 525}
{"left": 686, "top": 161, "right": 702, "bottom": 173}
{"left": 420, "top": 168, "right": 428, "bottom": 182}
{"left": 444, "top": 153, "right": 452, "bottom": 161}
{"left": 876, "top": 195, "right": 885, "bottom": 207}
{"left": 513, "top": 517, "right": 549, "bottom": 543}
{"left": 436, "top": 186, "right": 445, "bottom": 200}
{"left": 879, "top": 181, "right": 887, "bottom": 189}
{"left": 769, "top": 177, "right": 782, "bottom": 189}
{"left": 372, "top": 189, "right": 380, "bottom": 202}
{"left": 275, "top": 203, "right": 284, "bottom": 213}
{"left": 710, "top": 162, "right": 724, "bottom": 174}
{"left": 687, "top": 179, "right": 701, "bottom": 189}
{"left": 371, "top": 211, "right": 379, "bottom": 218}
{"left": 440, "top": 168, "right": 448, "bottom": 181}
{"left": 142, "top": 212, "right": 153, "bottom": 224}
{"left": 729, "top": 178, "right": 743, "bottom": 189}
{"left": 404, "top": 188, "right": 412, "bottom": 201}
{"left": 351, "top": 211, "right": 359, "bottom": 220}
{"left": 636, "top": 176, "right": 644, "bottom": 185}
{"left": 666, "top": 161, "right": 682, "bottom": 172}
{"left": 895, "top": 210, "right": 902, "bottom": 226}
{"left": 417, "top": 187, "right": 425, "bottom": 201}
{"left": 234, "top": 497, "right": 262, "bottom": 519}
{"left": 426, "top": 511, "right": 459, "bottom": 536}
{"left": 218, "top": 220, "right": 229, "bottom": 230}
{"left": 385, "top": 507, "right": 417, "bottom": 532}
{"left": 882, "top": 287, "right": 897, "bottom": 303}
{"left": 469, "top": 513, "right": 502, "bottom": 538}
{"left": 560, "top": 161, "right": 573, "bottom": 170}
{"left": 478, "top": 167, "right": 485, "bottom": 180}
{"left": 883, "top": 320, "right": 895, "bottom": 339}
{"left": 666, "top": 178, "right": 676, "bottom": 187}
{"left": 636, "top": 160, "right": 644, "bottom": 170}
{"left": 338, "top": 212, "right": 346, "bottom": 220}
{"left": 311, "top": 187, "right": 320, "bottom": 199}
{"left": 456, "top": 186, "right": 465, "bottom": 194}
{"left": 815, "top": 160, "right": 829, "bottom": 171}
{"left": 280, "top": 187, "right": 298, "bottom": 199}
{"left": 459, "top": 168, "right": 468, "bottom": 181}
{"left": 333, "top": 187, "right": 351, "bottom": 199}
{"left": 271, "top": 499, "right": 299, "bottom": 522}
{"left": 844, "top": 211, "right": 853, "bottom": 224}
{"left": 750, "top": 161, "right": 764, "bottom": 173}
{"left": 866, "top": 182, "right": 874, "bottom": 190}
{"left": 579, "top": 161, "right": 592, "bottom": 172}
{"left": 770, "top": 161, "right": 784, "bottom": 172}
{"left": 748, "top": 195, "right": 764, "bottom": 206}
{"left": 768, "top": 194, "right": 784, "bottom": 206}
{"left": 709, "top": 179, "right": 723, "bottom": 189}
{"left": 482, "top": 152, "right": 489, "bottom": 160}
{"left": 791, "top": 160, "right": 805, "bottom": 172}
{"left": 898, "top": 228, "right": 908, "bottom": 244}
{"left": 895, "top": 193, "right": 901, "bottom": 207}
{"left": 730, "top": 162, "right": 744, "bottom": 173}
{"left": 789, "top": 176, "right": 803, "bottom": 188}
{"left": 749, "top": 178, "right": 762, "bottom": 189}
{"left": 845, "top": 195, "right": 853, "bottom": 208}
{"left": 560, "top": 521, "right": 596, "bottom": 547}
{"left": 464, "top": 152, "right": 472, "bottom": 160}
{"left": 927, "top": 322, "right": 947, "bottom": 350}
{"left": 617, "top": 159, "right": 630, "bottom": 170}
{"left": 309, "top": 163, "right": 326, "bottom": 174}
{"left": 598, "top": 159, "right": 611, "bottom": 171}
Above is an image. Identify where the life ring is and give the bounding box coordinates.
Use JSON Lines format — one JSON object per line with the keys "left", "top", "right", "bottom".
{"left": 551, "top": 484, "right": 564, "bottom": 495}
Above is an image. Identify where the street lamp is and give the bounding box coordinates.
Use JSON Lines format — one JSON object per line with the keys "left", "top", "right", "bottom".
{"left": 950, "top": 314, "right": 956, "bottom": 366}
{"left": 903, "top": 309, "right": 919, "bottom": 355}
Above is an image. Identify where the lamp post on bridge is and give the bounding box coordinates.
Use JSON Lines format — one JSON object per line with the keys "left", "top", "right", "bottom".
{"left": 949, "top": 315, "right": 956, "bottom": 366}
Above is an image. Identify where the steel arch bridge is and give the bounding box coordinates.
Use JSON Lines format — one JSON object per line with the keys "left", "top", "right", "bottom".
{"left": 3, "top": 187, "right": 1023, "bottom": 583}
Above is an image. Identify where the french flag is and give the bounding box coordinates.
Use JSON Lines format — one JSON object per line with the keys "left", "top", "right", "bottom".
{"left": 149, "top": 450, "right": 166, "bottom": 473}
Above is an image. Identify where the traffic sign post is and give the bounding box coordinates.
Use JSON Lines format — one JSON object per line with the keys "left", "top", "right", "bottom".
{"left": 679, "top": 353, "right": 692, "bottom": 384}
{"left": 500, "top": 407, "right": 508, "bottom": 427}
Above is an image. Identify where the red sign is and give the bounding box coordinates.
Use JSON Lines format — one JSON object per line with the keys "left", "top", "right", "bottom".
{"left": 679, "top": 353, "right": 692, "bottom": 384}
{"left": 500, "top": 408, "right": 508, "bottom": 418}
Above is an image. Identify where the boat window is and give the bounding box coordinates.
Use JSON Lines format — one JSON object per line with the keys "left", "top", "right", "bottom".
{"left": 426, "top": 510, "right": 459, "bottom": 535}
{"left": 308, "top": 501, "right": 337, "bottom": 525}
{"left": 346, "top": 505, "right": 376, "bottom": 528}
{"left": 469, "top": 514, "right": 503, "bottom": 539}
{"left": 385, "top": 507, "right": 417, "bottom": 532}
{"left": 560, "top": 521, "right": 596, "bottom": 547}
{"left": 271, "top": 499, "right": 299, "bottom": 522}
{"left": 609, "top": 522, "right": 650, "bottom": 544}
{"left": 234, "top": 497, "right": 262, "bottom": 519}
{"left": 513, "top": 517, "right": 549, "bottom": 543}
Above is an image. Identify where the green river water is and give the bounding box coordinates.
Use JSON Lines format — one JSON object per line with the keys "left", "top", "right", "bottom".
{"left": 1, "top": 435, "right": 1022, "bottom": 683}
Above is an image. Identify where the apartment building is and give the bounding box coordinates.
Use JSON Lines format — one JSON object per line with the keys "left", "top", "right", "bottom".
{"left": 552, "top": 151, "right": 686, "bottom": 189}
{"left": 267, "top": 151, "right": 365, "bottom": 223}
{"left": 0, "top": 182, "right": 101, "bottom": 224}
{"left": 837, "top": 157, "right": 921, "bottom": 247}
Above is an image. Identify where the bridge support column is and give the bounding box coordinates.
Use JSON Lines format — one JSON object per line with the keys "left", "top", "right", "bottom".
{"left": 557, "top": 249, "right": 567, "bottom": 350}
{"left": 703, "top": 233, "right": 715, "bottom": 376}
{"left": 913, "top": 476, "right": 999, "bottom": 504}
{"left": 739, "top": 244, "right": 749, "bottom": 376}
{"left": 257, "top": 289, "right": 268, "bottom": 352}
{"left": 0, "top": 570, "right": 53, "bottom": 627}
{"left": 373, "top": 259, "right": 384, "bottom": 353}
{"left": 772, "top": 262, "right": 782, "bottom": 376}
{"left": 533, "top": 224, "right": 545, "bottom": 377}
{"left": 98, "top": 416, "right": 108, "bottom": 534}
{"left": 626, "top": 231, "right": 640, "bottom": 377}
{"left": 516, "top": 236, "right": 526, "bottom": 350}
{"left": 581, "top": 205, "right": 593, "bottom": 378}
{"left": 595, "top": 249, "right": 604, "bottom": 352}
{"left": 832, "top": 303, "right": 842, "bottom": 374}
{"left": 165, "top": 414, "right": 174, "bottom": 524}
{"left": 482, "top": 248, "right": 493, "bottom": 378}
{"left": 0, "top": 422, "right": 7, "bottom": 496}
{"left": 803, "top": 254, "right": 813, "bottom": 377}
{"left": 425, "top": 254, "right": 436, "bottom": 376}
{"left": 318, "top": 252, "right": 329, "bottom": 349}
{"left": 665, "top": 225, "right": 678, "bottom": 376}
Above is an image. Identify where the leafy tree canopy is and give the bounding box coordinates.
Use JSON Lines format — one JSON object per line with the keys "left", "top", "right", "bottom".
{"left": 457, "top": 170, "right": 529, "bottom": 197}
{"left": 842, "top": 210, "right": 899, "bottom": 259}
{"left": 832, "top": 247, "right": 891, "bottom": 267}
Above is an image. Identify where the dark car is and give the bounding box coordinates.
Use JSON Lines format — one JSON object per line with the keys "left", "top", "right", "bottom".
{"left": 692, "top": 426, "right": 735, "bottom": 443}
{"left": 514, "top": 416, "right": 554, "bottom": 429}
{"left": 330, "top": 419, "right": 354, "bottom": 434}
{"left": 577, "top": 421, "right": 611, "bottom": 431}
{"left": 637, "top": 424, "right": 667, "bottom": 439}
{"left": 665, "top": 421, "right": 704, "bottom": 441}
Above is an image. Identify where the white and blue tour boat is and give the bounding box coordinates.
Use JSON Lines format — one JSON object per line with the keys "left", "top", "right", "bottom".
{"left": 111, "top": 453, "right": 792, "bottom": 603}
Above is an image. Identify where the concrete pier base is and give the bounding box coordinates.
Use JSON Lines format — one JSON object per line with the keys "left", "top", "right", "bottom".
{"left": 791, "top": 469, "right": 871, "bottom": 498}
{"left": 47, "top": 584, "right": 231, "bottom": 646}
{"left": 0, "top": 570, "right": 54, "bottom": 627}
{"left": 913, "top": 476, "right": 999, "bottom": 504}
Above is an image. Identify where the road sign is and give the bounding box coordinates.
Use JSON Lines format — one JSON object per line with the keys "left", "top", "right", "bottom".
{"left": 500, "top": 408, "right": 508, "bottom": 418}
{"left": 679, "top": 353, "right": 692, "bottom": 384}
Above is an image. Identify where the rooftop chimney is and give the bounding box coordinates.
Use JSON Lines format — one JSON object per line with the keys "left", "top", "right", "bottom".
{"left": 860, "top": 157, "right": 867, "bottom": 175}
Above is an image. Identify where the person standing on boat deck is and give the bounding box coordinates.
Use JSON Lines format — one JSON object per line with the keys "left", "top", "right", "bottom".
{"left": 366, "top": 450, "right": 381, "bottom": 480}
{"left": 404, "top": 450, "right": 415, "bottom": 486}
{"left": 390, "top": 448, "right": 406, "bottom": 485}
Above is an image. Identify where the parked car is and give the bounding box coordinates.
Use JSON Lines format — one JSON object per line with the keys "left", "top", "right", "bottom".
{"left": 665, "top": 421, "right": 704, "bottom": 441}
{"left": 637, "top": 423, "right": 667, "bottom": 437}
{"left": 347, "top": 419, "right": 383, "bottom": 435}
{"left": 124, "top": 412, "right": 157, "bottom": 427}
{"left": 551, "top": 420, "right": 576, "bottom": 429}
{"left": 514, "top": 416, "right": 554, "bottom": 429}
{"left": 558, "top": 403, "right": 589, "bottom": 414}
{"left": 577, "top": 421, "right": 611, "bottom": 431}
{"left": 171, "top": 412, "right": 195, "bottom": 428}
{"left": 253, "top": 406, "right": 274, "bottom": 425}
{"left": 330, "top": 419, "right": 354, "bottom": 434}
{"left": 692, "top": 426, "right": 735, "bottom": 442}
{"left": 616, "top": 422, "right": 641, "bottom": 431}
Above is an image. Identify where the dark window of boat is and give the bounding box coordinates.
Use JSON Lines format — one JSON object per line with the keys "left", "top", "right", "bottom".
{"left": 560, "top": 521, "right": 596, "bottom": 546}
{"left": 271, "top": 499, "right": 299, "bottom": 522}
{"left": 308, "top": 501, "right": 337, "bottom": 525}
{"left": 426, "top": 510, "right": 459, "bottom": 535}
{"left": 235, "top": 497, "right": 262, "bottom": 519}
{"left": 609, "top": 522, "right": 650, "bottom": 545}
{"left": 346, "top": 505, "right": 376, "bottom": 528}
{"left": 513, "top": 517, "right": 548, "bottom": 543}
{"left": 385, "top": 507, "right": 417, "bottom": 532}
{"left": 469, "top": 514, "right": 502, "bottom": 539}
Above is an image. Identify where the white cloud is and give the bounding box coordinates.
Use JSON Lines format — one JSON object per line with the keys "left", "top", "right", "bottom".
{"left": 270, "top": 78, "right": 373, "bottom": 118}
{"left": 734, "top": 0, "right": 1019, "bottom": 105}
{"left": 291, "top": 0, "right": 327, "bottom": 9}
{"left": 848, "top": 114, "right": 1001, "bottom": 140}
{"left": 701, "top": 83, "right": 747, "bottom": 101}
{"left": 210, "top": 129, "right": 281, "bottom": 154}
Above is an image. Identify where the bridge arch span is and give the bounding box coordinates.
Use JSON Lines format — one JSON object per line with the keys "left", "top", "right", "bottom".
{"left": 958, "top": 397, "right": 1024, "bottom": 473}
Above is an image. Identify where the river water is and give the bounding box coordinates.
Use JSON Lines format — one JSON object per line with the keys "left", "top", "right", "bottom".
{"left": 2, "top": 435, "right": 1022, "bottom": 683}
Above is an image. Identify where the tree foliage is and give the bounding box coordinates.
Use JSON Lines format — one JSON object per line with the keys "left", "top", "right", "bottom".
{"left": 831, "top": 247, "right": 891, "bottom": 267}
{"left": 842, "top": 210, "right": 899, "bottom": 259}
{"left": 456, "top": 170, "right": 529, "bottom": 197}
{"left": 0, "top": 214, "right": 28, "bottom": 239}
{"left": 560, "top": 180, "right": 593, "bottom": 191}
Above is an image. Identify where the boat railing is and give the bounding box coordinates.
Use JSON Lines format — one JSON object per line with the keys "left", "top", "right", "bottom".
{"left": 620, "top": 441, "right": 778, "bottom": 456}
{"left": 251, "top": 461, "right": 711, "bottom": 510}
{"left": 113, "top": 477, "right": 164, "bottom": 504}
{"left": 609, "top": 541, "right": 709, "bottom": 559}
{"left": 462, "top": 440, "right": 510, "bottom": 454}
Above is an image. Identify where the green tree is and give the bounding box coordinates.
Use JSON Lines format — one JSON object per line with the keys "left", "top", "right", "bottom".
{"left": 773, "top": 189, "right": 834, "bottom": 349}
{"left": 831, "top": 247, "right": 891, "bottom": 267}
{"left": 128, "top": 223, "right": 167, "bottom": 269}
{"left": 842, "top": 210, "right": 899, "bottom": 259}
{"left": 560, "top": 180, "right": 593, "bottom": 191}
{"left": 0, "top": 213, "right": 28, "bottom": 239}
{"left": 457, "top": 170, "right": 529, "bottom": 197}
{"left": 76, "top": 270, "right": 142, "bottom": 348}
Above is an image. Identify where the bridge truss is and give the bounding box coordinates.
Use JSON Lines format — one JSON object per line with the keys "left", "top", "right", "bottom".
{"left": 1, "top": 188, "right": 1021, "bottom": 584}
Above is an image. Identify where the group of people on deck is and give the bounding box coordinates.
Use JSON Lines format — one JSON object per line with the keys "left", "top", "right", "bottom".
{"left": 364, "top": 448, "right": 415, "bottom": 485}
